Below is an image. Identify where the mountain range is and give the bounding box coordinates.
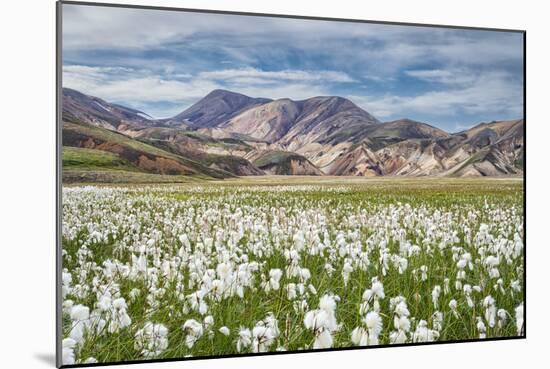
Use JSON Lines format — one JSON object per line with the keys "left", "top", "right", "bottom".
{"left": 61, "top": 87, "right": 524, "bottom": 182}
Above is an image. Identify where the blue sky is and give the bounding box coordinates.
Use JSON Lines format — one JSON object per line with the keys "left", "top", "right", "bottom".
{"left": 62, "top": 4, "right": 524, "bottom": 132}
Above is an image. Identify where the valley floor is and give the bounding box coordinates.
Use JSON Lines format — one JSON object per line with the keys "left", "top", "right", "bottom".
{"left": 63, "top": 170, "right": 524, "bottom": 187}
{"left": 216, "top": 175, "right": 524, "bottom": 185}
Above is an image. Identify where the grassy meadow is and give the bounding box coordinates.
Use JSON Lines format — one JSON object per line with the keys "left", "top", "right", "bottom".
{"left": 60, "top": 177, "right": 524, "bottom": 365}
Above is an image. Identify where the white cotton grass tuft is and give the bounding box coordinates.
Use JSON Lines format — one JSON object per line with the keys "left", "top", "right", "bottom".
{"left": 203, "top": 315, "right": 214, "bottom": 328}
{"left": 476, "top": 317, "right": 487, "bottom": 339}
{"left": 286, "top": 283, "right": 297, "bottom": 300}
{"left": 352, "top": 293, "right": 386, "bottom": 346}
{"left": 419, "top": 265, "right": 428, "bottom": 281}
{"left": 62, "top": 338, "right": 77, "bottom": 365}
{"left": 235, "top": 312, "right": 280, "bottom": 353}
{"left": 388, "top": 296, "right": 411, "bottom": 344}
{"left": 269, "top": 268, "right": 283, "bottom": 290}
{"left": 443, "top": 278, "right": 450, "bottom": 295}
{"left": 510, "top": 280, "right": 521, "bottom": 297}
{"left": 68, "top": 304, "right": 94, "bottom": 344}
{"left": 62, "top": 271, "right": 72, "bottom": 299}
{"left": 236, "top": 327, "right": 252, "bottom": 352}
{"left": 361, "top": 279, "right": 385, "bottom": 314}
{"left": 363, "top": 311, "right": 383, "bottom": 345}
{"left": 483, "top": 295, "right": 497, "bottom": 328}
{"left": 319, "top": 294, "right": 338, "bottom": 314}
{"left": 342, "top": 262, "right": 353, "bottom": 286}
{"left": 432, "top": 312, "right": 444, "bottom": 332}
{"left": 351, "top": 327, "right": 368, "bottom": 345}
{"left": 394, "top": 315, "right": 411, "bottom": 332}
{"left": 62, "top": 299, "right": 74, "bottom": 314}
{"left": 182, "top": 319, "right": 204, "bottom": 348}
{"left": 449, "top": 299, "right": 459, "bottom": 318}
{"left": 431, "top": 285, "right": 441, "bottom": 309}
{"left": 304, "top": 294, "right": 339, "bottom": 349}
{"left": 134, "top": 322, "right": 169, "bottom": 358}
{"left": 252, "top": 320, "right": 278, "bottom": 352}
{"left": 314, "top": 329, "right": 333, "bottom": 349}
{"left": 412, "top": 320, "right": 439, "bottom": 342}
{"left": 497, "top": 308, "right": 508, "bottom": 329}
{"left": 371, "top": 280, "right": 385, "bottom": 299}
{"left": 515, "top": 302, "right": 524, "bottom": 335}
{"left": 350, "top": 316, "right": 383, "bottom": 346}
{"left": 70, "top": 304, "right": 90, "bottom": 321}
{"left": 129, "top": 288, "right": 141, "bottom": 301}
{"left": 463, "top": 284, "right": 474, "bottom": 308}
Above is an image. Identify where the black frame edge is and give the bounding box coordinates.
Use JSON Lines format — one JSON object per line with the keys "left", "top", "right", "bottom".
{"left": 522, "top": 30, "right": 526, "bottom": 338}
{"left": 56, "top": 1, "right": 63, "bottom": 367}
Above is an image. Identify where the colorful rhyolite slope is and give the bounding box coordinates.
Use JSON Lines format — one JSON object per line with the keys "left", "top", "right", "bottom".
{"left": 61, "top": 88, "right": 524, "bottom": 180}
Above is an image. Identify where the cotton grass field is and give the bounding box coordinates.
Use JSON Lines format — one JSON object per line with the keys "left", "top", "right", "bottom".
{"left": 60, "top": 177, "right": 524, "bottom": 365}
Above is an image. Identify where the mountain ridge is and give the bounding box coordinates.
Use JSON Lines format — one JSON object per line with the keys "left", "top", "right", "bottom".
{"left": 62, "top": 88, "right": 155, "bottom": 130}
{"left": 61, "top": 87, "right": 524, "bottom": 179}
{"left": 169, "top": 89, "right": 272, "bottom": 128}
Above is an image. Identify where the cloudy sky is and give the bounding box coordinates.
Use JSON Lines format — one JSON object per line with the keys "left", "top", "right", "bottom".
{"left": 62, "top": 4, "right": 524, "bottom": 131}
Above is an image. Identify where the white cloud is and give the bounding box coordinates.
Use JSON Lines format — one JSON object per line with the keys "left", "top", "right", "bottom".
{"left": 404, "top": 69, "right": 477, "bottom": 85}
{"left": 198, "top": 68, "right": 355, "bottom": 83}
{"left": 63, "top": 65, "right": 346, "bottom": 117}
{"left": 63, "top": 65, "right": 220, "bottom": 116}
{"left": 64, "top": 62, "right": 523, "bottom": 123}
{"left": 62, "top": 5, "right": 200, "bottom": 49}
{"left": 350, "top": 70, "right": 523, "bottom": 122}
{"left": 234, "top": 84, "right": 331, "bottom": 101}
{"left": 405, "top": 69, "right": 455, "bottom": 79}
{"left": 335, "top": 33, "right": 523, "bottom": 78}
{"left": 63, "top": 3, "right": 522, "bottom": 72}
{"left": 61, "top": 5, "right": 523, "bottom": 124}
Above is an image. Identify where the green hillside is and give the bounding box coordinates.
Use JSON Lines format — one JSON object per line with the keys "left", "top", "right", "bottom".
{"left": 62, "top": 120, "right": 234, "bottom": 181}
{"left": 62, "top": 146, "right": 139, "bottom": 172}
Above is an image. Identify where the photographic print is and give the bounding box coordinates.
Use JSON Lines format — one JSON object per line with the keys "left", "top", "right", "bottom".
{"left": 57, "top": 2, "right": 525, "bottom": 366}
